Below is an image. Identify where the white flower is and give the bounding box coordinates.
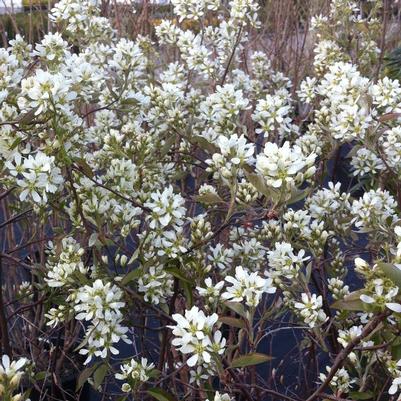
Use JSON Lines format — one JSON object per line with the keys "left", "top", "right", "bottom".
{"left": 389, "top": 376, "right": 401, "bottom": 395}
{"left": 381, "top": 127, "right": 401, "bottom": 176}
{"left": 169, "top": 306, "right": 226, "bottom": 368}
{"left": 0, "top": 354, "right": 27, "bottom": 379}
{"left": 229, "top": 0, "right": 260, "bottom": 27}
{"left": 351, "top": 189, "right": 398, "bottom": 232}
{"left": 145, "top": 186, "right": 186, "bottom": 229}
{"left": 74, "top": 279, "right": 129, "bottom": 364}
{"left": 216, "top": 134, "right": 254, "bottom": 166}
{"left": 189, "top": 366, "right": 209, "bottom": 385}
{"left": 197, "top": 278, "right": 224, "bottom": 303}
{"left": 319, "top": 366, "right": 354, "bottom": 393}
{"left": 45, "top": 305, "right": 68, "bottom": 327}
{"left": 360, "top": 279, "right": 398, "bottom": 309}
{"left": 370, "top": 76, "right": 401, "bottom": 112}
{"left": 253, "top": 91, "right": 292, "bottom": 135}
{"left": 208, "top": 244, "right": 234, "bottom": 271}
{"left": 18, "top": 69, "right": 76, "bottom": 115}
{"left": 298, "top": 77, "right": 317, "bottom": 103}
{"left": 294, "top": 293, "right": 327, "bottom": 328}
{"left": 199, "top": 184, "right": 218, "bottom": 197}
{"left": 33, "top": 32, "right": 69, "bottom": 64}
{"left": 138, "top": 265, "right": 174, "bottom": 305}
{"left": 267, "top": 242, "right": 309, "bottom": 280}
{"left": 222, "top": 265, "right": 275, "bottom": 307}
{"left": 337, "top": 326, "right": 362, "bottom": 348}
{"left": 351, "top": 148, "right": 384, "bottom": 177}
{"left": 79, "top": 320, "right": 131, "bottom": 365}
{"left": 115, "top": 357, "right": 155, "bottom": 391}
{"left": 207, "top": 392, "right": 232, "bottom": 401}
{"left": 170, "top": 0, "right": 219, "bottom": 22}
{"left": 0, "top": 354, "right": 28, "bottom": 390}
{"left": 6, "top": 151, "right": 64, "bottom": 204}
{"left": 200, "top": 84, "right": 249, "bottom": 129}
{"left": 74, "top": 279, "right": 125, "bottom": 321}
{"left": 256, "top": 141, "right": 316, "bottom": 190}
{"left": 45, "top": 237, "right": 86, "bottom": 287}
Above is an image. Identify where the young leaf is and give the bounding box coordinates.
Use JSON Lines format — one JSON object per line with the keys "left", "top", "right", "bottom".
{"left": 378, "top": 262, "right": 401, "bottom": 287}
{"left": 331, "top": 290, "right": 366, "bottom": 311}
{"left": 182, "top": 281, "right": 194, "bottom": 307}
{"left": 193, "top": 135, "right": 218, "bottom": 154}
{"left": 230, "top": 353, "right": 273, "bottom": 368}
{"left": 120, "top": 268, "right": 143, "bottom": 285}
{"left": 219, "top": 316, "right": 245, "bottom": 329}
{"left": 93, "top": 363, "right": 108, "bottom": 388}
{"left": 35, "top": 371, "right": 47, "bottom": 381}
{"left": 287, "top": 188, "right": 309, "bottom": 205}
{"left": 349, "top": 391, "right": 373, "bottom": 400}
{"left": 76, "top": 363, "right": 99, "bottom": 390}
{"left": 147, "top": 388, "right": 177, "bottom": 401}
{"left": 244, "top": 171, "right": 270, "bottom": 198}
{"left": 392, "top": 342, "right": 401, "bottom": 361}
{"left": 196, "top": 192, "right": 224, "bottom": 205}
{"left": 165, "top": 266, "right": 192, "bottom": 284}
{"left": 74, "top": 158, "right": 94, "bottom": 178}
{"left": 88, "top": 233, "right": 98, "bottom": 247}
{"left": 224, "top": 302, "right": 247, "bottom": 319}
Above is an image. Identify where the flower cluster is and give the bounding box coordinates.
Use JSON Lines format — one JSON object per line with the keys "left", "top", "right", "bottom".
{"left": 2, "top": 0, "right": 401, "bottom": 399}
{"left": 0, "top": 355, "right": 29, "bottom": 400}
{"left": 255, "top": 141, "right": 316, "bottom": 191}
{"left": 74, "top": 279, "right": 130, "bottom": 364}
{"left": 169, "top": 306, "right": 226, "bottom": 368}
{"left": 222, "top": 265, "right": 276, "bottom": 307}
{"left": 115, "top": 357, "right": 155, "bottom": 393}
{"left": 294, "top": 293, "right": 327, "bottom": 328}
{"left": 5, "top": 152, "right": 63, "bottom": 204}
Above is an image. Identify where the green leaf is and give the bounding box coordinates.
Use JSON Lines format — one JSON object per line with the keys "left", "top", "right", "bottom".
{"left": 349, "top": 391, "right": 373, "bottom": 400}
{"left": 121, "top": 97, "right": 140, "bottom": 105}
{"left": 148, "top": 369, "right": 161, "bottom": 379}
{"left": 224, "top": 302, "right": 247, "bottom": 319}
{"left": 331, "top": 290, "right": 366, "bottom": 311}
{"left": 147, "top": 388, "right": 177, "bottom": 401}
{"left": 120, "top": 268, "right": 143, "bottom": 285}
{"left": 165, "top": 266, "right": 192, "bottom": 284}
{"left": 392, "top": 343, "right": 401, "bottom": 360}
{"left": 219, "top": 316, "right": 245, "bottom": 329}
{"left": 196, "top": 192, "right": 224, "bottom": 205}
{"left": 74, "top": 158, "right": 94, "bottom": 178}
{"left": 35, "top": 371, "right": 47, "bottom": 381}
{"left": 182, "top": 281, "right": 194, "bottom": 307}
{"left": 203, "top": 382, "right": 215, "bottom": 400}
{"left": 244, "top": 171, "right": 270, "bottom": 198}
{"left": 230, "top": 353, "right": 273, "bottom": 368}
{"left": 76, "top": 363, "right": 99, "bottom": 390}
{"left": 305, "top": 262, "right": 312, "bottom": 282}
{"left": 17, "top": 108, "right": 36, "bottom": 124}
{"left": 378, "top": 262, "right": 401, "bottom": 287}
{"left": 160, "top": 135, "right": 176, "bottom": 157}
{"left": 287, "top": 188, "right": 309, "bottom": 205}
{"left": 192, "top": 135, "right": 218, "bottom": 154}
{"left": 10, "top": 136, "right": 23, "bottom": 150}
{"left": 93, "top": 363, "right": 108, "bottom": 389}
{"left": 88, "top": 233, "right": 98, "bottom": 247}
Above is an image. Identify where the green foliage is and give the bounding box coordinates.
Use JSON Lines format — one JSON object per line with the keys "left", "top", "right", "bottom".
{"left": 229, "top": 353, "right": 273, "bottom": 368}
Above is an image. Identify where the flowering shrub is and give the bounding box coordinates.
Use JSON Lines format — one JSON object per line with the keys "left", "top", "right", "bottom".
{"left": 1, "top": 0, "right": 401, "bottom": 400}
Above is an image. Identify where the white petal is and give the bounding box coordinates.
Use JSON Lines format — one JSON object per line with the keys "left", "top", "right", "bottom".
{"left": 386, "top": 303, "right": 401, "bottom": 313}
